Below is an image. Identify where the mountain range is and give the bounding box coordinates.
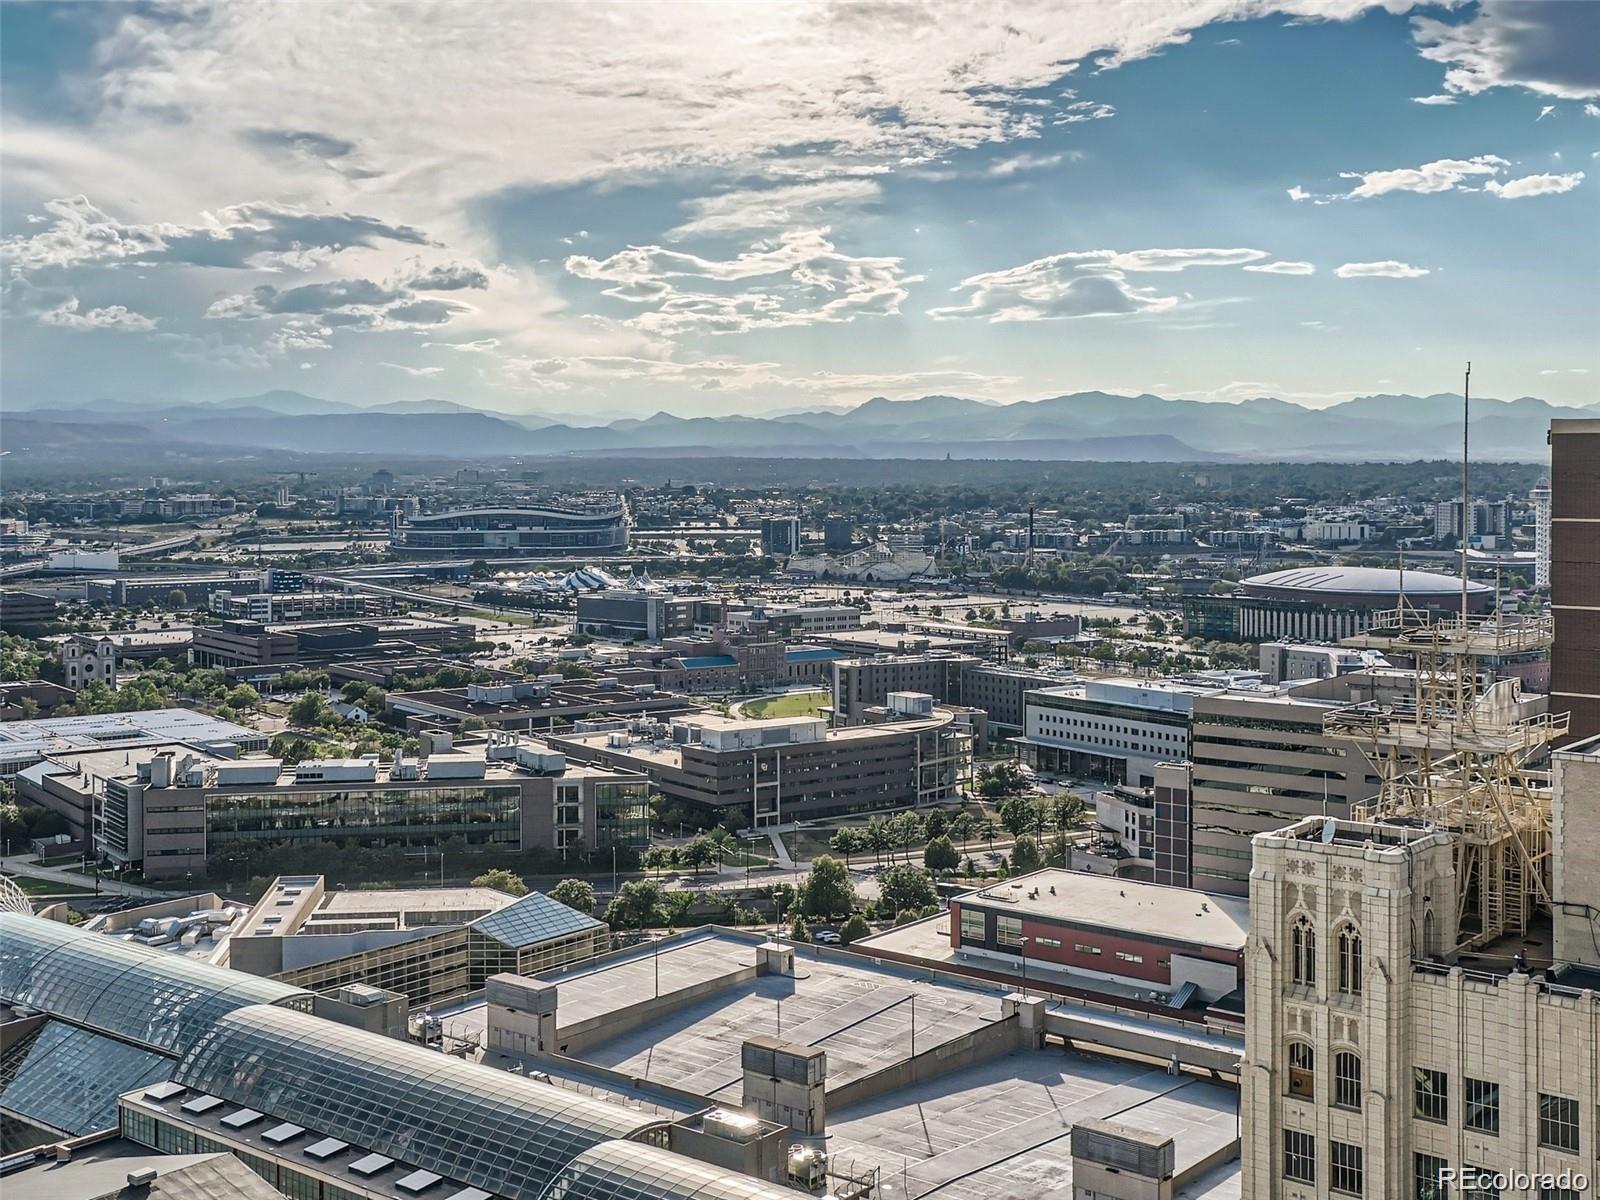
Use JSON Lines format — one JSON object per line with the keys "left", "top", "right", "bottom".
{"left": 3, "top": 388, "right": 1588, "bottom": 463}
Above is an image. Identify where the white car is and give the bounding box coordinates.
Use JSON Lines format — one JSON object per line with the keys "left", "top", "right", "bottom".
{"left": 813, "top": 930, "right": 842, "bottom": 945}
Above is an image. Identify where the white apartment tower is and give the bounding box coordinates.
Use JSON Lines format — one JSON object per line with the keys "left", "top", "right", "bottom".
{"left": 1531, "top": 484, "right": 1552, "bottom": 591}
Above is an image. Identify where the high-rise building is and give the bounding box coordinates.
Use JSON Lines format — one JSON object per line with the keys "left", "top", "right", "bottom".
{"left": 1531, "top": 482, "right": 1552, "bottom": 590}
{"left": 759, "top": 515, "right": 801, "bottom": 557}
{"left": 1550, "top": 419, "right": 1600, "bottom": 743}
{"left": 823, "top": 514, "right": 855, "bottom": 551}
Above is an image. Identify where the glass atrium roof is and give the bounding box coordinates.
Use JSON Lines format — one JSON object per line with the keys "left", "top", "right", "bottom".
{"left": 539, "top": 1140, "right": 803, "bottom": 1200}
{"left": 0, "top": 1018, "right": 171, "bottom": 1136}
{"left": 0, "top": 913, "right": 310, "bottom": 1055}
{"left": 469, "top": 891, "right": 604, "bottom": 950}
{"left": 172, "top": 1005, "right": 662, "bottom": 1200}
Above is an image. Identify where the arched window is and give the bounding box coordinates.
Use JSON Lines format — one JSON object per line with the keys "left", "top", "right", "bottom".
{"left": 1291, "top": 915, "right": 1316, "bottom": 986}
{"left": 1334, "top": 1051, "right": 1362, "bottom": 1110}
{"left": 1288, "top": 1041, "right": 1315, "bottom": 1099}
{"left": 1338, "top": 924, "right": 1363, "bottom": 995}
{"left": 1421, "top": 909, "right": 1437, "bottom": 959}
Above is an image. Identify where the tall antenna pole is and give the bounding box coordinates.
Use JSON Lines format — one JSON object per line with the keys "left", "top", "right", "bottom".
{"left": 1461, "top": 361, "right": 1471, "bottom": 622}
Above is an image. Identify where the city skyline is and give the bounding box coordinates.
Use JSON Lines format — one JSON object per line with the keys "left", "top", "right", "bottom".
{"left": 3, "top": 1, "right": 1597, "bottom": 418}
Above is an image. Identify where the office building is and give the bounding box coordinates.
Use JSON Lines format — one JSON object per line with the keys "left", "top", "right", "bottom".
{"left": 1550, "top": 419, "right": 1600, "bottom": 742}
{"left": 190, "top": 616, "right": 475, "bottom": 670}
{"left": 823, "top": 514, "right": 855, "bottom": 551}
{"left": 0, "top": 707, "right": 266, "bottom": 781}
{"left": 225, "top": 875, "right": 608, "bottom": 1006}
{"left": 0, "top": 589, "right": 58, "bottom": 626}
{"left": 1015, "top": 677, "right": 1220, "bottom": 788}
{"left": 391, "top": 500, "right": 629, "bottom": 556}
{"left": 759, "top": 516, "right": 801, "bottom": 557}
{"left": 15, "top": 732, "right": 650, "bottom": 878}
{"left": 1434, "top": 497, "right": 1511, "bottom": 544}
{"left": 1257, "top": 641, "right": 1388, "bottom": 685}
{"left": 386, "top": 677, "right": 691, "bottom": 732}
{"left": 574, "top": 589, "right": 725, "bottom": 640}
{"left": 830, "top": 652, "right": 1058, "bottom": 748}
{"left": 548, "top": 705, "right": 972, "bottom": 825}
{"left": 1183, "top": 566, "right": 1493, "bottom": 643}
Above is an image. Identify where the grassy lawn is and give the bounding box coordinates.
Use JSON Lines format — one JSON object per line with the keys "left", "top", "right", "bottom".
{"left": 2, "top": 873, "right": 94, "bottom": 897}
{"left": 741, "top": 690, "right": 830, "bottom": 720}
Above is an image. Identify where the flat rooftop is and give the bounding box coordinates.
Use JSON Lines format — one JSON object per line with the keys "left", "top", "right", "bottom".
{"left": 437, "top": 929, "right": 1240, "bottom": 1200}
{"left": 955, "top": 869, "right": 1249, "bottom": 951}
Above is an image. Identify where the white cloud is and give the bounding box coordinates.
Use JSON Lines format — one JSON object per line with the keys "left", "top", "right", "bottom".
{"left": 1287, "top": 185, "right": 1311, "bottom": 201}
{"left": 1413, "top": 2, "right": 1600, "bottom": 100}
{"left": 1, "top": 195, "right": 430, "bottom": 274}
{"left": 565, "top": 229, "right": 919, "bottom": 336}
{"left": 38, "top": 299, "right": 158, "bottom": 332}
{"left": 1242, "top": 260, "right": 1316, "bottom": 275}
{"left": 1540, "top": 367, "right": 1591, "bottom": 375}
{"left": 1484, "top": 170, "right": 1585, "bottom": 198}
{"left": 424, "top": 338, "right": 501, "bottom": 353}
{"left": 928, "top": 246, "right": 1276, "bottom": 322}
{"left": 1586, "top": 103, "right": 1600, "bottom": 117}
{"left": 1337, "top": 155, "right": 1507, "bottom": 198}
{"left": 986, "top": 151, "right": 1069, "bottom": 177}
{"left": 1537, "top": 105, "right": 1556, "bottom": 121}
{"left": 381, "top": 362, "right": 445, "bottom": 376}
{"left": 666, "top": 179, "right": 881, "bottom": 239}
{"left": 1411, "top": 94, "right": 1457, "bottom": 105}
{"left": 1334, "top": 260, "right": 1431, "bottom": 278}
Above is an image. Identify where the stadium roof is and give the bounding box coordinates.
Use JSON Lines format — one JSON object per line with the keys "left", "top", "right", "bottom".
{"left": 172, "top": 1005, "right": 661, "bottom": 1200}
{"left": 539, "top": 1139, "right": 803, "bottom": 1200}
{"left": 469, "top": 890, "right": 605, "bottom": 950}
{"left": 0, "top": 913, "right": 309, "bottom": 1055}
{"left": 1242, "top": 566, "right": 1491, "bottom": 597}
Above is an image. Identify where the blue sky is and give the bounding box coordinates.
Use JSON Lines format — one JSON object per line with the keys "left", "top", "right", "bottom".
{"left": 2, "top": 1, "right": 1595, "bottom": 418}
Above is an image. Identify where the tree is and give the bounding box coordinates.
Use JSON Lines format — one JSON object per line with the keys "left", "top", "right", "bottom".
{"left": 1146, "top": 614, "right": 1167, "bottom": 637}
{"left": 167, "top": 589, "right": 189, "bottom": 610}
{"left": 829, "top": 826, "right": 868, "bottom": 867}
{"left": 548, "top": 877, "right": 595, "bottom": 914}
{"left": 1011, "top": 834, "right": 1041, "bottom": 872}
{"left": 1050, "top": 792, "right": 1088, "bottom": 832}
{"left": 923, "top": 809, "right": 947, "bottom": 839}
{"left": 924, "top": 835, "right": 960, "bottom": 874}
{"left": 681, "top": 835, "right": 717, "bottom": 876}
{"left": 978, "top": 816, "right": 998, "bottom": 850}
{"left": 789, "top": 916, "right": 812, "bottom": 943}
{"left": 289, "top": 692, "right": 328, "bottom": 726}
{"left": 472, "top": 868, "right": 528, "bottom": 896}
{"left": 641, "top": 846, "right": 673, "bottom": 876}
{"left": 224, "top": 684, "right": 260, "bottom": 711}
{"left": 604, "top": 879, "right": 666, "bottom": 929}
{"left": 839, "top": 913, "right": 871, "bottom": 945}
{"left": 998, "top": 795, "right": 1040, "bottom": 838}
{"left": 800, "top": 855, "right": 856, "bottom": 918}
{"left": 877, "top": 864, "right": 937, "bottom": 915}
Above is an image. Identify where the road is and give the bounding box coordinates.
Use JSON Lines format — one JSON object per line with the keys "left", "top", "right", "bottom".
{"left": 1, "top": 855, "right": 169, "bottom": 898}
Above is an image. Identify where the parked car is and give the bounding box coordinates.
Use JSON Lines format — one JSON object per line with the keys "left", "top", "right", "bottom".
{"left": 813, "top": 929, "right": 841, "bottom": 945}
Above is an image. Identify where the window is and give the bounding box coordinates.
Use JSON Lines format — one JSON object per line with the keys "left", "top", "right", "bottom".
{"left": 1465, "top": 1077, "right": 1500, "bottom": 1135}
{"left": 1288, "top": 1042, "right": 1314, "bottom": 1099}
{"left": 1292, "top": 915, "right": 1316, "bottom": 986}
{"left": 1074, "top": 943, "right": 1103, "bottom": 955}
{"left": 1463, "top": 1167, "right": 1499, "bottom": 1200}
{"left": 960, "top": 909, "right": 985, "bottom": 943}
{"left": 1334, "top": 1051, "right": 1362, "bottom": 1110}
{"left": 1414, "top": 1153, "right": 1448, "bottom": 1200}
{"left": 1541, "top": 1189, "right": 1581, "bottom": 1200}
{"left": 1115, "top": 950, "right": 1144, "bottom": 964}
{"left": 1540, "top": 1092, "right": 1580, "bottom": 1153}
{"left": 1331, "top": 1142, "right": 1363, "bottom": 1196}
{"left": 997, "top": 914, "right": 1023, "bottom": 948}
{"left": 1283, "top": 1130, "right": 1315, "bottom": 1184}
{"left": 1414, "top": 1067, "right": 1448, "bottom": 1123}
{"left": 1034, "top": 936, "right": 1061, "bottom": 948}
{"left": 1337, "top": 924, "right": 1363, "bottom": 995}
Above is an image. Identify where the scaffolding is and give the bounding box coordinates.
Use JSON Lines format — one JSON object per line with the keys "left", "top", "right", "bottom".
{"left": 1323, "top": 608, "right": 1564, "bottom": 949}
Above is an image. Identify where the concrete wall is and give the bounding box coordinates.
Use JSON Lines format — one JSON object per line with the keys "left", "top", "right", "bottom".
{"left": 826, "top": 1014, "right": 1024, "bottom": 1112}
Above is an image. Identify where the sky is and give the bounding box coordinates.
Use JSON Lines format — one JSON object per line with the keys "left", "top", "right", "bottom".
{"left": 1, "top": 0, "right": 1596, "bottom": 419}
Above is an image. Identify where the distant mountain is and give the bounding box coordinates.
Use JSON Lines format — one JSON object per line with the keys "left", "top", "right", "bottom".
{"left": 3, "top": 388, "right": 1587, "bottom": 462}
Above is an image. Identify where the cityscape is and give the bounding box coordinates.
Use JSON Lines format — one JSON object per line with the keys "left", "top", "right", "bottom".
{"left": 1, "top": 5, "right": 1598, "bottom": 1200}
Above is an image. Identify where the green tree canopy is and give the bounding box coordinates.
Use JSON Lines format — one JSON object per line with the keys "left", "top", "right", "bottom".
{"left": 548, "top": 877, "right": 595, "bottom": 914}
{"left": 471, "top": 868, "right": 528, "bottom": 897}
{"left": 800, "top": 854, "right": 856, "bottom": 917}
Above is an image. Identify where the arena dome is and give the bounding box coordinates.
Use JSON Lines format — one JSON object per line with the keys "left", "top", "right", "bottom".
{"left": 1241, "top": 566, "right": 1494, "bottom": 611}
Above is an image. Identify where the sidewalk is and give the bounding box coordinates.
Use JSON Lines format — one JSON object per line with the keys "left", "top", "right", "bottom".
{"left": 0, "top": 855, "right": 168, "bottom": 899}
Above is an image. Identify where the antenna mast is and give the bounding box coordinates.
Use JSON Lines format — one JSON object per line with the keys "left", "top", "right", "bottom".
{"left": 1461, "top": 361, "right": 1471, "bottom": 622}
